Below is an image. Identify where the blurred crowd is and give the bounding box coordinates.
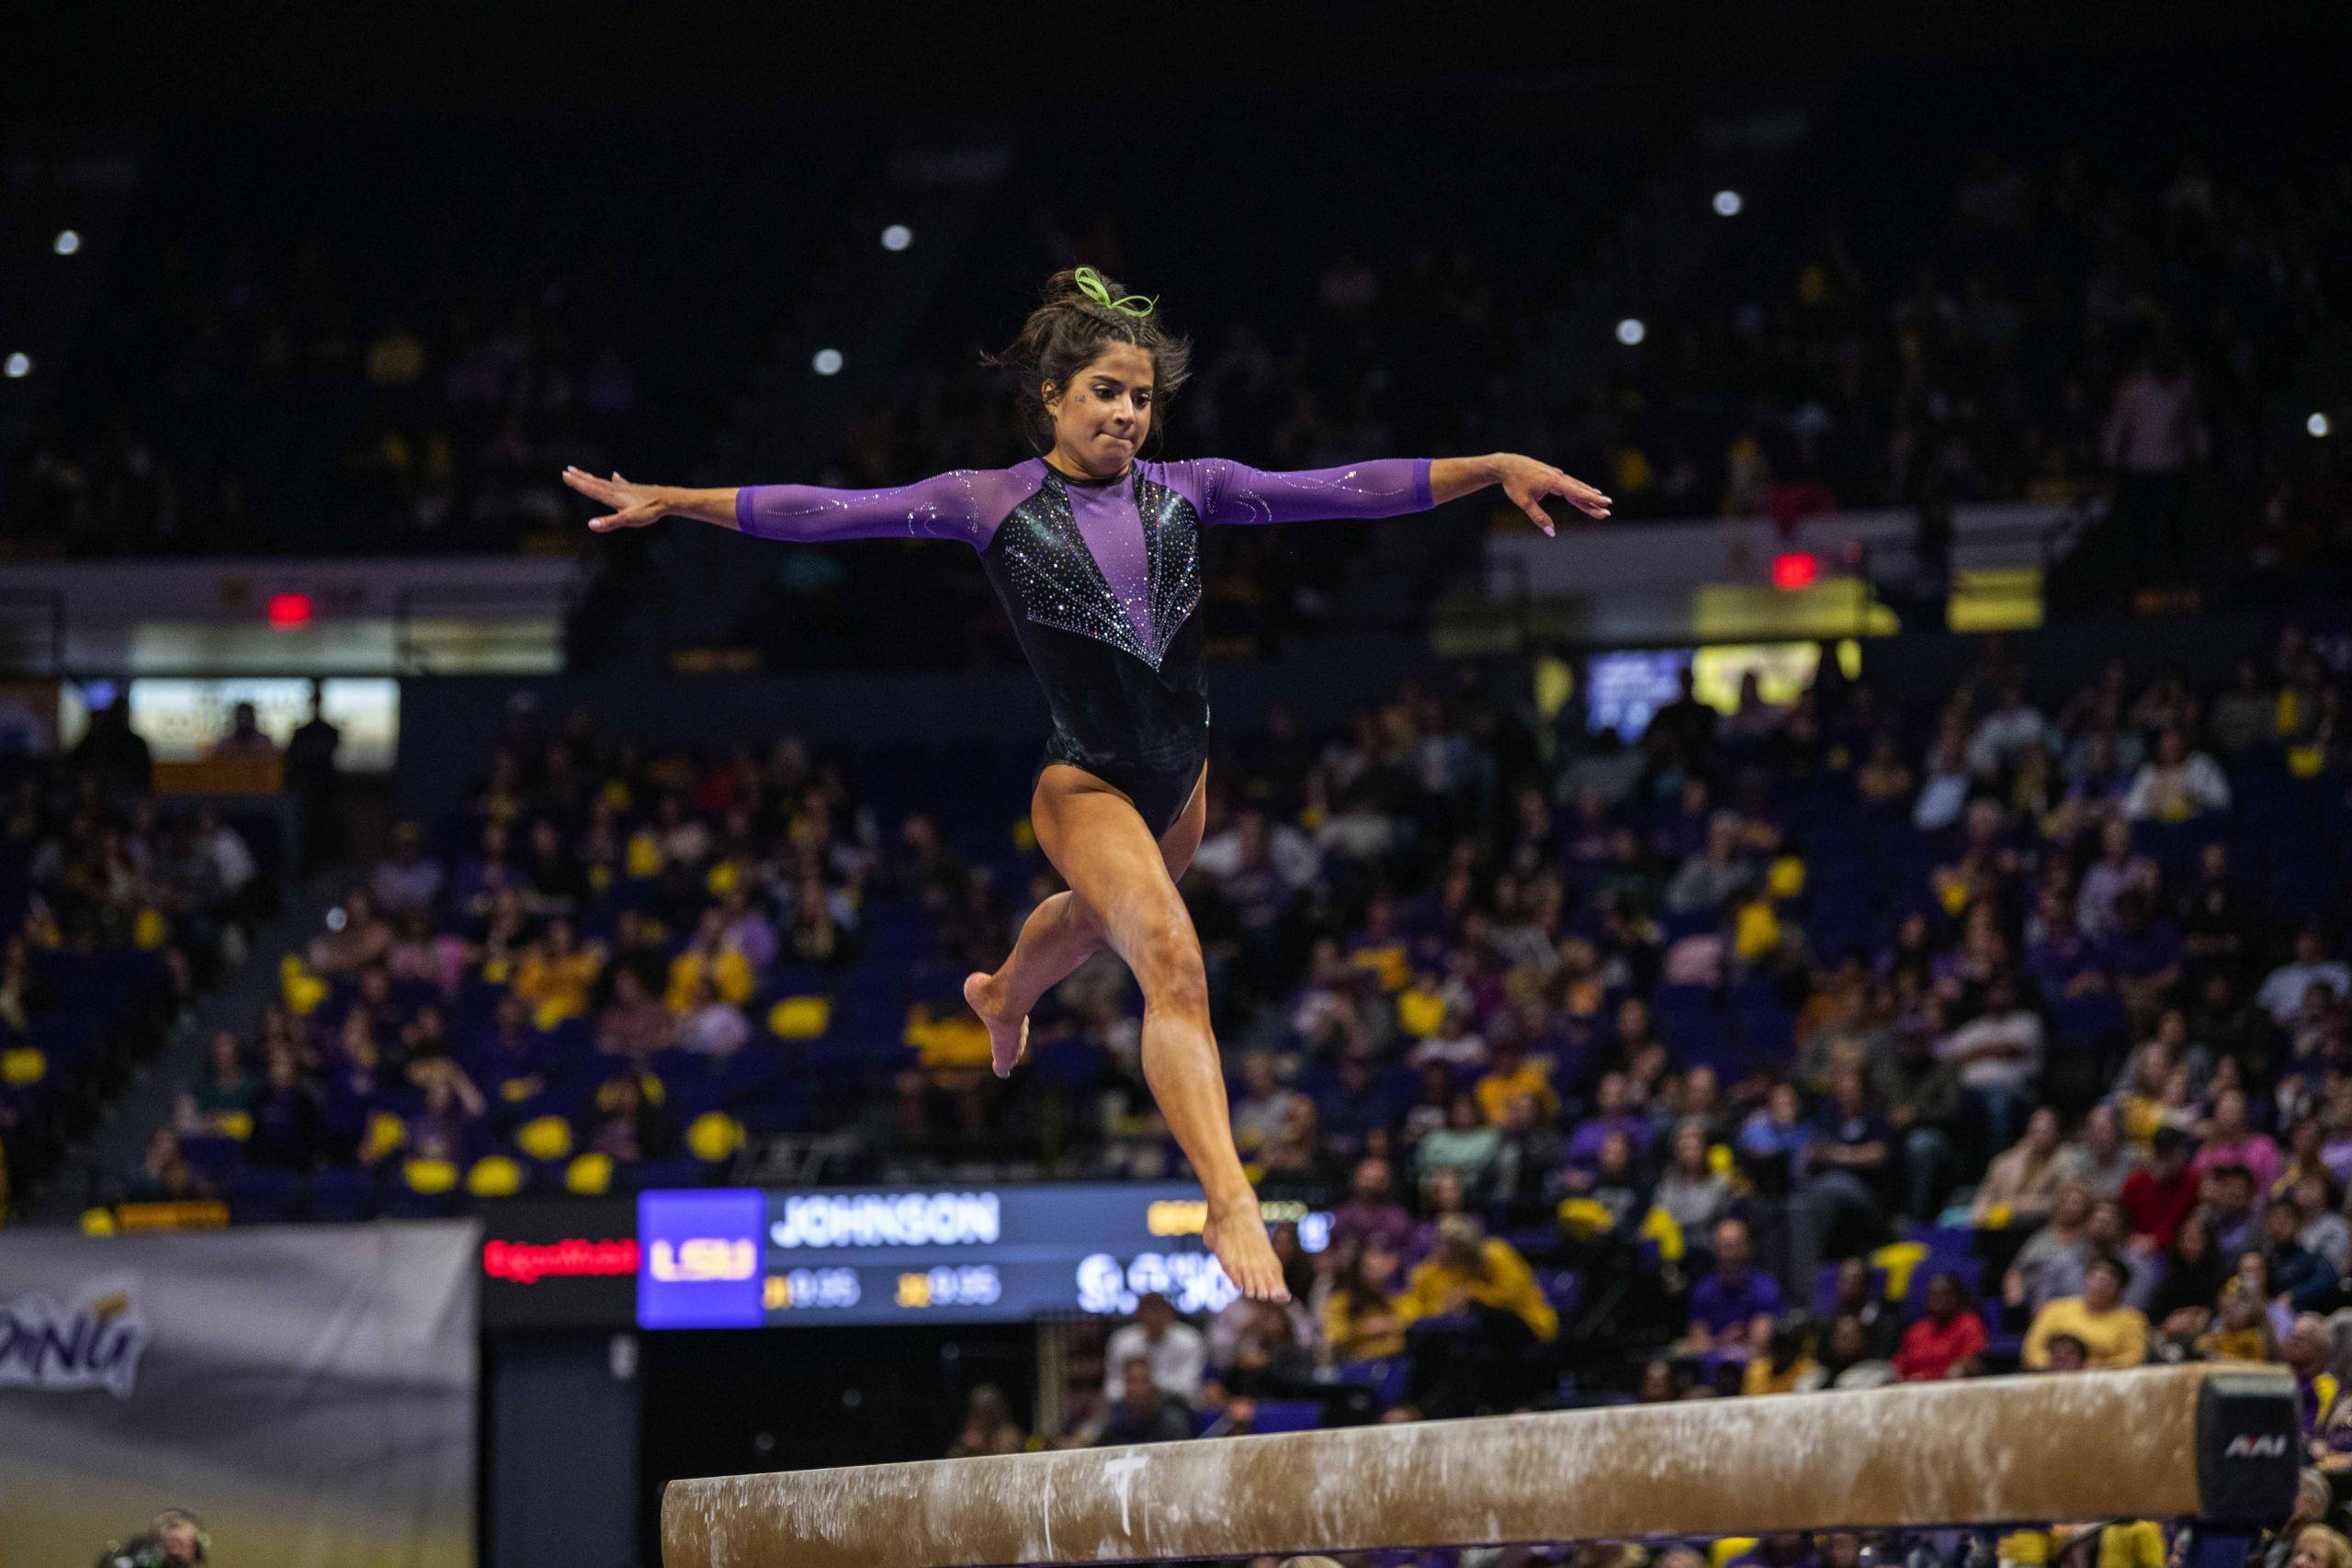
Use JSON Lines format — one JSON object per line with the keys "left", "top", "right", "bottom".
{"left": 3, "top": 708, "right": 275, "bottom": 1199}
{"left": 2, "top": 234, "right": 639, "bottom": 556}
{"left": 1566, "top": 147, "right": 2349, "bottom": 590}
{"left": 112, "top": 612, "right": 2352, "bottom": 1497}
{"left": 7, "top": 125, "right": 2342, "bottom": 655}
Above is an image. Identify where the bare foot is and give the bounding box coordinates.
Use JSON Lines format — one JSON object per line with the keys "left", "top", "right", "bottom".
{"left": 1203, "top": 1195, "right": 1289, "bottom": 1302}
{"left": 963, "top": 971, "right": 1029, "bottom": 1078}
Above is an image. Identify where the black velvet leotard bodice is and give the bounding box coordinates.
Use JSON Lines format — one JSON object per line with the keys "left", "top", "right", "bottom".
{"left": 976, "top": 462, "right": 1213, "bottom": 790}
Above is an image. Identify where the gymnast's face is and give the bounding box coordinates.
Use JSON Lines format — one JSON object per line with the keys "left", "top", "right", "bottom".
{"left": 1045, "top": 343, "right": 1155, "bottom": 478}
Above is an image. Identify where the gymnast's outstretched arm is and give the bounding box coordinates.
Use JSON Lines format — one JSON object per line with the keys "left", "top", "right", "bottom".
{"left": 560, "top": 466, "right": 1012, "bottom": 547}
{"left": 1184, "top": 453, "right": 1611, "bottom": 536}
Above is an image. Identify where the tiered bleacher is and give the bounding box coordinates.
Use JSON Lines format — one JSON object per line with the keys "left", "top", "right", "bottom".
{"left": 119, "top": 624, "right": 2352, "bottom": 1453}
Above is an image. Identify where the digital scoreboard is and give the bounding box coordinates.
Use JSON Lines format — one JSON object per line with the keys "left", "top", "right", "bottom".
{"left": 634, "top": 1183, "right": 1329, "bottom": 1329}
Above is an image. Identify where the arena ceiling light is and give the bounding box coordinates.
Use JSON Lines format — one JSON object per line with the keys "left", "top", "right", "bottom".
{"left": 1713, "top": 190, "right": 1743, "bottom": 217}
{"left": 54, "top": 229, "right": 82, "bottom": 255}
{"left": 3, "top": 353, "right": 29, "bottom": 378}
{"left": 2310, "top": 412, "right": 2333, "bottom": 438}
{"left": 1614, "top": 319, "right": 1645, "bottom": 346}
{"left": 880, "top": 225, "right": 913, "bottom": 251}
{"left": 811, "top": 349, "right": 843, "bottom": 377}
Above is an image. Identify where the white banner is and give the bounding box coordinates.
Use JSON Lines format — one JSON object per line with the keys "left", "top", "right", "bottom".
{"left": 0, "top": 1221, "right": 476, "bottom": 1568}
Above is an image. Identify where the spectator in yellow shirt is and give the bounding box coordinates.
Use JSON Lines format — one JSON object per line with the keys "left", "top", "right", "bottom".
{"left": 2013, "top": 1519, "right": 2167, "bottom": 1568}
{"left": 2075, "top": 1521, "right": 2167, "bottom": 1568}
{"left": 1399, "top": 1215, "right": 1558, "bottom": 1342}
{"left": 1740, "top": 1315, "right": 1823, "bottom": 1396}
{"left": 511, "top": 919, "right": 605, "bottom": 1028}
{"left": 1322, "top": 1246, "right": 1408, "bottom": 1362}
{"left": 666, "top": 908, "right": 755, "bottom": 1010}
{"left": 2023, "top": 1257, "right": 2149, "bottom": 1370}
{"left": 2195, "top": 1275, "right": 2278, "bottom": 1363}
{"left": 1474, "top": 1040, "right": 1559, "bottom": 1125}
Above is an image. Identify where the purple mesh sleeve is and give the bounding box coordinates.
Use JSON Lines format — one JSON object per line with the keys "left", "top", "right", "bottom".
{"left": 1173, "top": 457, "right": 1435, "bottom": 527}
{"left": 732, "top": 467, "right": 1041, "bottom": 549}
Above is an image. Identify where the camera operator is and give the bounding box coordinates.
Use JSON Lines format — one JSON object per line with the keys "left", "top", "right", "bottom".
{"left": 96, "top": 1508, "right": 209, "bottom": 1568}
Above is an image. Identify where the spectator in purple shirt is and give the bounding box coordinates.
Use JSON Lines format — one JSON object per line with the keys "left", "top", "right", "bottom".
{"left": 370, "top": 819, "right": 446, "bottom": 917}
{"left": 718, "top": 886, "right": 776, "bottom": 972}
{"left": 1317, "top": 1052, "right": 1400, "bottom": 1162}
{"left": 1564, "top": 1070, "right": 1646, "bottom": 1169}
{"left": 1684, "top": 1217, "right": 1784, "bottom": 1353}
{"left": 2104, "top": 888, "right": 2184, "bottom": 1032}
{"left": 2023, "top": 885, "right": 2110, "bottom": 1002}
{"left": 1328, "top": 1156, "right": 1417, "bottom": 1258}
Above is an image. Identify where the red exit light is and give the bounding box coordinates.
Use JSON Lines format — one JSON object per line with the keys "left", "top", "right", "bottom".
{"left": 267, "top": 592, "right": 313, "bottom": 628}
{"left": 1771, "top": 552, "right": 1818, "bottom": 591}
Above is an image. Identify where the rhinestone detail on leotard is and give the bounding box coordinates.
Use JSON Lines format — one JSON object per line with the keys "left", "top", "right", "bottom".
{"left": 999, "top": 468, "right": 1203, "bottom": 671}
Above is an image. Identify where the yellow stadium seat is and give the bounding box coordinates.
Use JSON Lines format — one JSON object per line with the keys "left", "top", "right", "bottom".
{"left": 365, "top": 1111, "right": 408, "bottom": 1161}
{"left": 516, "top": 1115, "right": 572, "bottom": 1161}
{"left": 133, "top": 907, "right": 169, "bottom": 948}
{"left": 467, "top": 1156, "right": 525, "bottom": 1198}
{"left": 625, "top": 830, "right": 662, "bottom": 878}
{"left": 1733, "top": 900, "right": 1781, "bottom": 962}
{"left": 402, "top": 1157, "right": 458, "bottom": 1195}
{"left": 81, "top": 1207, "right": 119, "bottom": 1235}
{"left": 1871, "top": 1239, "right": 1929, "bottom": 1303}
{"left": 904, "top": 1007, "right": 991, "bottom": 1070}
{"left": 565, "top": 1153, "right": 614, "bottom": 1195}
{"left": 217, "top": 1111, "right": 253, "bottom": 1142}
{"left": 687, "top": 1112, "right": 743, "bottom": 1164}
{"left": 1, "top": 1048, "right": 45, "bottom": 1086}
{"left": 1641, "top": 1204, "right": 1686, "bottom": 1264}
{"left": 1713, "top": 1540, "right": 1759, "bottom": 1567}
{"left": 1395, "top": 987, "right": 1445, "bottom": 1038}
{"left": 280, "top": 954, "right": 327, "bottom": 1015}
{"left": 768, "top": 996, "right": 831, "bottom": 1039}
{"left": 1555, "top": 1198, "right": 1613, "bottom": 1239}
{"left": 1767, "top": 855, "right": 1806, "bottom": 899}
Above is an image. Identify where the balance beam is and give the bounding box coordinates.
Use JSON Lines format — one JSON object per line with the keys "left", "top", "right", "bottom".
{"left": 662, "top": 1363, "right": 2296, "bottom": 1568}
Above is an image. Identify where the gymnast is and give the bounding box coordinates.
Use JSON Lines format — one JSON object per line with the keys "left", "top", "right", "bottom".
{"left": 562, "top": 265, "right": 1610, "bottom": 1299}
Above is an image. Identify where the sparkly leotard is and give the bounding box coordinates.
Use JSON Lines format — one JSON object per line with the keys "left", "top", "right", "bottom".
{"left": 737, "top": 455, "right": 1436, "bottom": 835}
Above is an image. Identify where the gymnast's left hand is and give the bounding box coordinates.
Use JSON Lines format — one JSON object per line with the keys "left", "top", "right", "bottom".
{"left": 1494, "top": 454, "right": 1611, "bottom": 535}
{"left": 561, "top": 466, "right": 672, "bottom": 531}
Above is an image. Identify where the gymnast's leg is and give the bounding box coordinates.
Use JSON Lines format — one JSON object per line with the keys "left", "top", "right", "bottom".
{"left": 1016, "top": 761, "right": 1285, "bottom": 1300}
{"left": 965, "top": 762, "right": 1206, "bottom": 1077}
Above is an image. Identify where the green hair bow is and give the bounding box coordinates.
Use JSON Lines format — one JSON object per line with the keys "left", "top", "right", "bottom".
{"left": 1072, "top": 265, "right": 1156, "bottom": 318}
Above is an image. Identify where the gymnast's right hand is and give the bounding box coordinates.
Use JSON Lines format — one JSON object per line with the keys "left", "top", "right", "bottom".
{"left": 562, "top": 467, "right": 671, "bottom": 531}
